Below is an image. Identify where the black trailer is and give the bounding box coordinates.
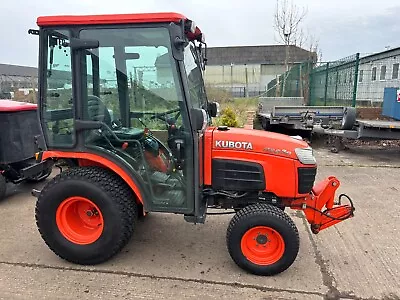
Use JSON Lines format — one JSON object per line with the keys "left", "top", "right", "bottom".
{"left": 0, "top": 100, "right": 53, "bottom": 200}
{"left": 313, "top": 114, "right": 400, "bottom": 152}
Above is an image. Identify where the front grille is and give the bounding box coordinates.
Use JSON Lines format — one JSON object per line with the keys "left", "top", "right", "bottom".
{"left": 212, "top": 159, "right": 265, "bottom": 191}
{"left": 298, "top": 167, "right": 317, "bottom": 194}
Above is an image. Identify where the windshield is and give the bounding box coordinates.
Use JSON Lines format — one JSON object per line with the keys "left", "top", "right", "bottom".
{"left": 184, "top": 43, "right": 207, "bottom": 110}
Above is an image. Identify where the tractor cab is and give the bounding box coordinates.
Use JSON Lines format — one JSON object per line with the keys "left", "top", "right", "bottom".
{"left": 34, "top": 13, "right": 213, "bottom": 216}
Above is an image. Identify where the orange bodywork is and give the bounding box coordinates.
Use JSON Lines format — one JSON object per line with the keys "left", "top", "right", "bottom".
{"left": 41, "top": 151, "right": 144, "bottom": 205}
{"left": 212, "top": 149, "right": 298, "bottom": 197}
{"left": 204, "top": 127, "right": 354, "bottom": 232}
{"left": 204, "top": 127, "right": 309, "bottom": 198}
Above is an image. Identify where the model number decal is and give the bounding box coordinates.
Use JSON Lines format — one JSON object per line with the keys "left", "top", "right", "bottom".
{"left": 263, "top": 147, "right": 292, "bottom": 156}
{"left": 215, "top": 140, "right": 253, "bottom": 150}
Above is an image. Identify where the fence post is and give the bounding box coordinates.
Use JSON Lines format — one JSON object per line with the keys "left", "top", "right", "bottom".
{"left": 309, "top": 69, "right": 313, "bottom": 105}
{"left": 245, "top": 64, "right": 249, "bottom": 98}
{"left": 352, "top": 53, "right": 360, "bottom": 107}
{"left": 299, "top": 63, "right": 303, "bottom": 98}
{"left": 334, "top": 70, "right": 339, "bottom": 101}
{"left": 324, "top": 62, "right": 330, "bottom": 106}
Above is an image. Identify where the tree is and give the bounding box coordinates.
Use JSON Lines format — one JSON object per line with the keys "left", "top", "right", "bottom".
{"left": 273, "top": 0, "right": 321, "bottom": 100}
{"left": 274, "top": 0, "right": 307, "bottom": 49}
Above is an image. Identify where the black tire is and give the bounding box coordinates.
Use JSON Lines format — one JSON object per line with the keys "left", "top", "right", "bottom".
{"left": 341, "top": 107, "right": 356, "bottom": 130}
{"left": 0, "top": 174, "right": 6, "bottom": 201}
{"left": 226, "top": 204, "right": 299, "bottom": 276}
{"left": 35, "top": 166, "right": 138, "bottom": 265}
{"left": 252, "top": 115, "right": 263, "bottom": 130}
{"left": 261, "top": 117, "right": 272, "bottom": 131}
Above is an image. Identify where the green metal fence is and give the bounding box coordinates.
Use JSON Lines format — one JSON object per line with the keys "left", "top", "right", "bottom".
{"left": 309, "top": 54, "right": 360, "bottom": 107}
{"left": 267, "top": 62, "right": 313, "bottom": 98}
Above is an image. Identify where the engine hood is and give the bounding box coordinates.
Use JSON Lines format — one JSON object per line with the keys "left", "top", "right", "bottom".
{"left": 212, "top": 127, "right": 309, "bottom": 160}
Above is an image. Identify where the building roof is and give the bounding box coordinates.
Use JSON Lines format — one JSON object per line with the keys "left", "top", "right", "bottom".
{"left": 360, "top": 46, "right": 400, "bottom": 64}
{"left": 0, "top": 63, "right": 37, "bottom": 78}
{"left": 206, "top": 45, "right": 316, "bottom": 66}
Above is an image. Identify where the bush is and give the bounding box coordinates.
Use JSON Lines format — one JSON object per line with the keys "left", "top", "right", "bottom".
{"left": 218, "top": 107, "right": 239, "bottom": 127}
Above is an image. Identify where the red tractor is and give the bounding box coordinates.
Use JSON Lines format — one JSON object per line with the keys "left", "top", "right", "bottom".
{"left": 30, "top": 12, "right": 354, "bottom": 276}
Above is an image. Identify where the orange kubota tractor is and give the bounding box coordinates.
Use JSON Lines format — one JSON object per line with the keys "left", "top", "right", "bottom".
{"left": 29, "top": 12, "right": 354, "bottom": 276}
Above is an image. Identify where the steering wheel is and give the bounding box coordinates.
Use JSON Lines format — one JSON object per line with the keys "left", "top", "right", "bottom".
{"left": 150, "top": 108, "right": 181, "bottom": 126}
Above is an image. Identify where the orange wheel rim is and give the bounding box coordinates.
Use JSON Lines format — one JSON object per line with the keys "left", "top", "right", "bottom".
{"left": 241, "top": 226, "right": 285, "bottom": 265}
{"left": 56, "top": 197, "right": 104, "bottom": 245}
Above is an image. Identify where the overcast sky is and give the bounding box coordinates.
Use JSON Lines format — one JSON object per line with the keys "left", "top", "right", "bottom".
{"left": 1, "top": 0, "right": 399, "bottom": 67}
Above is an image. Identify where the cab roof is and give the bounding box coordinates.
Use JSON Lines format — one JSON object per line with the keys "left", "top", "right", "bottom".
{"left": 37, "top": 12, "right": 187, "bottom": 27}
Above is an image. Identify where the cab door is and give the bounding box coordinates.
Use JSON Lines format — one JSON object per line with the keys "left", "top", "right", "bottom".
{"left": 182, "top": 42, "right": 209, "bottom": 221}
{"left": 78, "top": 26, "right": 197, "bottom": 214}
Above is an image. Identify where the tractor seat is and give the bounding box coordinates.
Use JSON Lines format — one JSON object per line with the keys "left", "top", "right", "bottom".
{"left": 112, "top": 127, "right": 144, "bottom": 140}
{"left": 87, "top": 95, "right": 144, "bottom": 141}
{"left": 88, "top": 95, "right": 112, "bottom": 125}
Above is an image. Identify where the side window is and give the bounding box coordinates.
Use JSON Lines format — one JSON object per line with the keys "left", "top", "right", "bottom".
{"left": 359, "top": 70, "right": 364, "bottom": 82}
{"left": 85, "top": 47, "right": 121, "bottom": 124}
{"left": 392, "top": 63, "right": 399, "bottom": 80}
{"left": 43, "top": 30, "right": 74, "bottom": 147}
{"left": 372, "top": 67, "right": 377, "bottom": 81}
{"left": 380, "top": 66, "right": 386, "bottom": 80}
{"left": 184, "top": 44, "right": 207, "bottom": 109}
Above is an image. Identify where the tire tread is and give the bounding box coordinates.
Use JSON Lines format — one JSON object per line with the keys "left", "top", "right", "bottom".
{"left": 35, "top": 166, "right": 137, "bottom": 264}
{"left": 226, "top": 203, "right": 299, "bottom": 275}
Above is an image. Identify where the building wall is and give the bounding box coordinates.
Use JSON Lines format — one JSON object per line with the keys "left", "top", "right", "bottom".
{"left": 356, "top": 54, "right": 400, "bottom": 106}
{"left": 204, "top": 63, "right": 289, "bottom": 93}
{"left": 204, "top": 64, "right": 260, "bottom": 86}
{"left": 307, "top": 49, "right": 400, "bottom": 107}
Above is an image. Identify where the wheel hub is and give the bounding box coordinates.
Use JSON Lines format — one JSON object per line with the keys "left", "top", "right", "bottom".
{"left": 56, "top": 196, "right": 104, "bottom": 245}
{"left": 85, "top": 209, "right": 99, "bottom": 217}
{"left": 256, "top": 234, "right": 268, "bottom": 245}
{"left": 241, "top": 226, "right": 285, "bottom": 266}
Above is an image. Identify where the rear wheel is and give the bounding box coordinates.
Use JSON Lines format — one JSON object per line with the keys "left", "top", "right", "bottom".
{"left": 0, "top": 174, "right": 6, "bottom": 200}
{"left": 35, "top": 167, "right": 138, "bottom": 265}
{"left": 226, "top": 204, "right": 299, "bottom": 276}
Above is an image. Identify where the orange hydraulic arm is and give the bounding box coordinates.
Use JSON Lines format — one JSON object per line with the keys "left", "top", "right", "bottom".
{"left": 288, "top": 176, "right": 355, "bottom": 234}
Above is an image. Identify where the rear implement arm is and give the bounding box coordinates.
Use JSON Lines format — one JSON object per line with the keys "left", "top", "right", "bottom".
{"left": 288, "top": 176, "right": 355, "bottom": 233}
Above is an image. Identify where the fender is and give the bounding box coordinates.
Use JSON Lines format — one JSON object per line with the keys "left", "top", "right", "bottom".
{"left": 41, "top": 151, "right": 144, "bottom": 205}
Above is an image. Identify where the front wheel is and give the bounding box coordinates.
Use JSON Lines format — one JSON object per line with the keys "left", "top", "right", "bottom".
{"left": 35, "top": 167, "right": 138, "bottom": 265}
{"left": 226, "top": 204, "right": 299, "bottom": 276}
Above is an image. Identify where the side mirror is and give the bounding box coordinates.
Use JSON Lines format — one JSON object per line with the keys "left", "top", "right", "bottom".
{"left": 191, "top": 108, "right": 208, "bottom": 132}
{"left": 207, "top": 102, "right": 220, "bottom": 118}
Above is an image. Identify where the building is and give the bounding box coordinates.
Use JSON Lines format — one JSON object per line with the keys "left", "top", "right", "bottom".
{"left": 204, "top": 45, "right": 316, "bottom": 97}
{"left": 356, "top": 47, "right": 400, "bottom": 106}
{"left": 307, "top": 47, "right": 400, "bottom": 107}
{"left": 0, "top": 63, "right": 38, "bottom": 98}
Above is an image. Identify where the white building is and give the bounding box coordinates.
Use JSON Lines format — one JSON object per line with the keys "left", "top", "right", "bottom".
{"left": 306, "top": 47, "right": 400, "bottom": 106}
{"left": 356, "top": 47, "right": 400, "bottom": 106}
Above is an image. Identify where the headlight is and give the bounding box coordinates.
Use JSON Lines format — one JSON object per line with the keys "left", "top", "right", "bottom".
{"left": 295, "top": 147, "right": 316, "bottom": 165}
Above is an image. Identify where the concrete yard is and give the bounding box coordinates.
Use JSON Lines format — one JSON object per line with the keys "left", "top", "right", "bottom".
{"left": 0, "top": 147, "right": 399, "bottom": 300}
